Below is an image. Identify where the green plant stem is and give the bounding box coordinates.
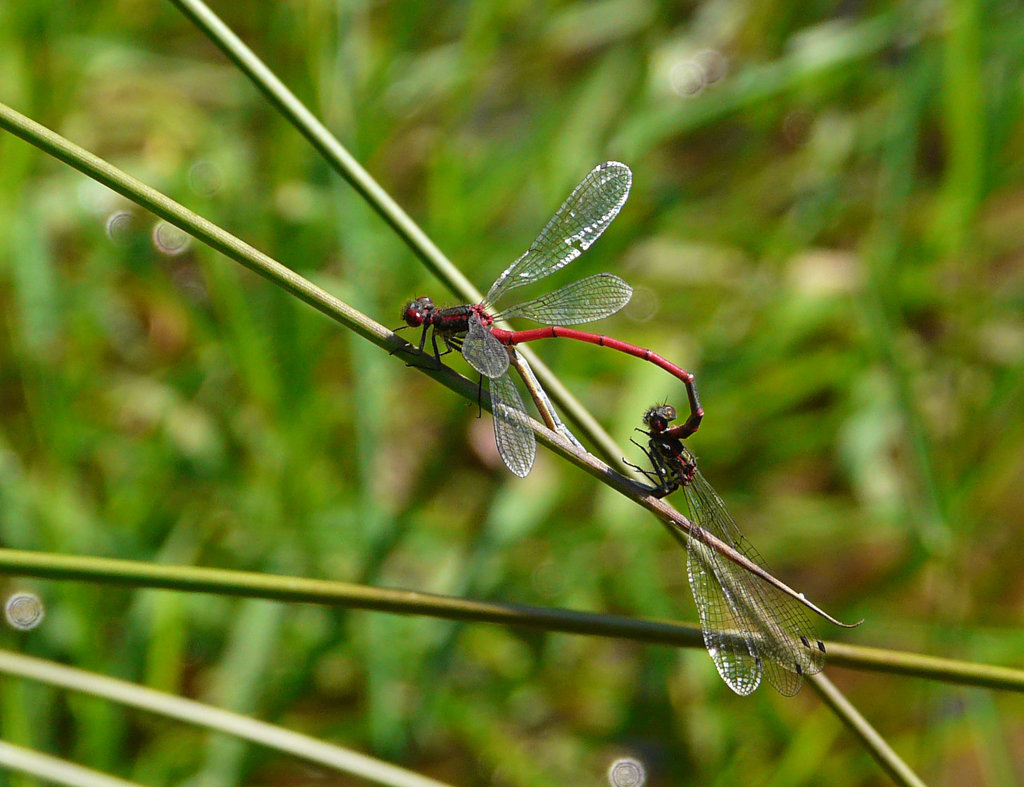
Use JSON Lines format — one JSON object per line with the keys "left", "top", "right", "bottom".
{"left": 0, "top": 99, "right": 487, "bottom": 409}
{"left": 1, "top": 548, "right": 1022, "bottom": 695}
{"left": 808, "top": 673, "right": 926, "bottom": 787}
{"left": 0, "top": 547, "right": 703, "bottom": 648}
{"left": 0, "top": 99, "right": 847, "bottom": 633}
{"left": 0, "top": 740, "right": 142, "bottom": 787}
{"left": 0, "top": 650, "right": 452, "bottom": 787}
{"left": 823, "top": 643, "right": 1024, "bottom": 692}
{"left": 0, "top": 97, "right": 992, "bottom": 787}
{"left": 0, "top": 101, "right": 678, "bottom": 555}
{"left": 0, "top": 104, "right": 378, "bottom": 350}
{"left": 0, "top": 102, "right": 760, "bottom": 609}
{"left": 167, "top": 0, "right": 626, "bottom": 470}
{"left": 0, "top": 80, "right": 618, "bottom": 500}
{"left": 169, "top": 0, "right": 475, "bottom": 296}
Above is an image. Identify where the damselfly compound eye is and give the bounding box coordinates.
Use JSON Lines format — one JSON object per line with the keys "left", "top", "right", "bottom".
{"left": 5, "top": 592, "right": 44, "bottom": 630}
{"left": 608, "top": 757, "right": 646, "bottom": 787}
{"left": 402, "top": 299, "right": 427, "bottom": 326}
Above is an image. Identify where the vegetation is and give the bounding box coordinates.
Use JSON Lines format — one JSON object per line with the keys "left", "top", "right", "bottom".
{"left": 1, "top": 0, "right": 1023, "bottom": 784}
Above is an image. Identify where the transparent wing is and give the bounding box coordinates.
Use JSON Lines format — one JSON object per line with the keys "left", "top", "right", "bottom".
{"left": 461, "top": 316, "right": 510, "bottom": 378}
{"left": 684, "top": 534, "right": 762, "bottom": 695}
{"left": 682, "top": 472, "right": 826, "bottom": 696}
{"left": 483, "top": 162, "right": 632, "bottom": 307}
{"left": 488, "top": 372, "right": 536, "bottom": 478}
{"left": 495, "top": 273, "right": 632, "bottom": 326}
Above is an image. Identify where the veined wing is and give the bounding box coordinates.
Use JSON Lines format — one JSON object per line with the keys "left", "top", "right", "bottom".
{"left": 495, "top": 273, "right": 632, "bottom": 326}
{"left": 483, "top": 162, "right": 632, "bottom": 307}
{"left": 462, "top": 316, "right": 510, "bottom": 378}
{"left": 683, "top": 521, "right": 763, "bottom": 695}
{"left": 488, "top": 372, "right": 536, "bottom": 478}
{"left": 682, "top": 471, "right": 826, "bottom": 696}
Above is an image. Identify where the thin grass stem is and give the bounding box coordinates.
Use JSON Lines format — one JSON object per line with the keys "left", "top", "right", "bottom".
{"left": 0, "top": 100, "right": 709, "bottom": 588}
{"left": 167, "top": 0, "right": 626, "bottom": 469}
{"left": 0, "top": 100, "right": 485, "bottom": 400}
{"left": 1, "top": 548, "right": 1022, "bottom": 695}
{"left": 823, "top": 643, "right": 1024, "bottom": 692}
{"left": 0, "top": 99, "right": 987, "bottom": 787}
{"left": 0, "top": 740, "right": 142, "bottom": 787}
{"left": 0, "top": 650, "right": 453, "bottom": 787}
{"left": 808, "top": 673, "right": 926, "bottom": 787}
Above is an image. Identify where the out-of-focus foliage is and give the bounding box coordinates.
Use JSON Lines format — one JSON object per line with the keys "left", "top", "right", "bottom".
{"left": 1, "top": 0, "right": 1023, "bottom": 784}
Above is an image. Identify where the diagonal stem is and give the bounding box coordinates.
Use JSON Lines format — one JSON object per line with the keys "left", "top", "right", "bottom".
{"left": 0, "top": 740, "right": 142, "bottom": 787}
{"left": 167, "top": 0, "right": 626, "bottom": 470}
{"left": 0, "top": 100, "right": 477, "bottom": 400}
{"left": 0, "top": 107, "right": 373, "bottom": 345}
{"left": 0, "top": 101, "right": 953, "bottom": 787}
{"left": 808, "top": 672, "right": 926, "bottom": 787}
{"left": 0, "top": 650, "right": 453, "bottom": 787}
{"left": 0, "top": 99, "right": 835, "bottom": 627}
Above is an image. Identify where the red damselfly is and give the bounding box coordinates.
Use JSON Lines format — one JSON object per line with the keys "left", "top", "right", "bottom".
{"left": 402, "top": 162, "right": 702, "bottom": 477}
{"left": 629, "top": 404, "right": 858, "bottom": 696}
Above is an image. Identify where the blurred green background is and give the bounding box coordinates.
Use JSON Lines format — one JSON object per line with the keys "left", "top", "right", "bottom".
{"left": 1, "top": 0, "right": 1023, "bottom": 784}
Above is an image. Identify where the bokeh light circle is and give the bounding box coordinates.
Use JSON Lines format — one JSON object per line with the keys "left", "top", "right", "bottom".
{"left": 5, "top": 592, "right": 44, "bottom": 630}
{"left": 608, "top": 757, "right": 646, "bottom": 787}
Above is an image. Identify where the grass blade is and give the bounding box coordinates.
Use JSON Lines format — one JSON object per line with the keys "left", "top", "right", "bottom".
{"left": 2, "top": 548, "right": 1023, "bottom": 694}
{"left": 0, "top": 650, "right": 453, "bottom": 787}
{"left": 0, "top": 739, "right": 142, "bottom": 787}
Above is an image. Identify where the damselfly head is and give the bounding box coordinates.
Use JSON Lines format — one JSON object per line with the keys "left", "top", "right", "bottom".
{"left": 643, "top": 404, "right": 677, "bottom": 434}
{"left": 402, "top": 296, "right": 434, "bottom": 327}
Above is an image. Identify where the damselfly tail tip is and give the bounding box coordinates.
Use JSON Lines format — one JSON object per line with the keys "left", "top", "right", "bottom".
{"left": 815, "top": 606, "right": 865, "bottom": 629}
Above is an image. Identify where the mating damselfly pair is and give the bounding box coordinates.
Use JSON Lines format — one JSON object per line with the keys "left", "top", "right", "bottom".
{"left": 399, "top": 162, "right": 858, "bottom": 695}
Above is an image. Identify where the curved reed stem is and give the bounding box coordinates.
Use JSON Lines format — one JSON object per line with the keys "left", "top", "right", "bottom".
{"left": 0, "top": 740, "right": 142, "bottom": 787}
{"left": 0, "top": 650, "right": 452, "bottom": 787}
